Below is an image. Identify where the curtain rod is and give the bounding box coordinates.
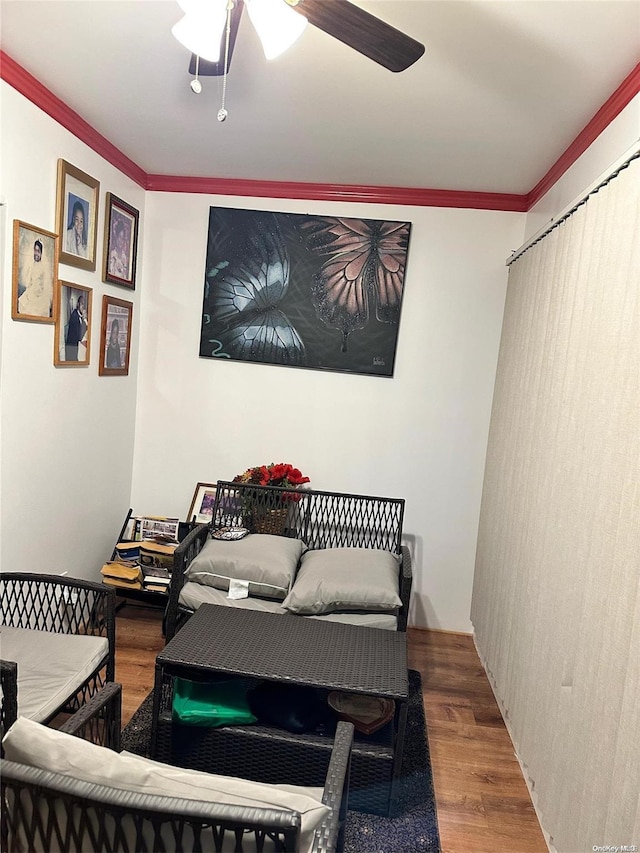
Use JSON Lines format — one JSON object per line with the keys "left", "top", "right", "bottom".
{"left": 507, "top": 143, "right": 640, "bottom": 266}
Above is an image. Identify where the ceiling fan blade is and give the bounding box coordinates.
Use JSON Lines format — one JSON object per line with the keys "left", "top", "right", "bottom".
{"left": 287, "top": 0, "right": 425, "bottom": 72}
{"left": 188, "top": 1, "right": 244, "bottom": 77}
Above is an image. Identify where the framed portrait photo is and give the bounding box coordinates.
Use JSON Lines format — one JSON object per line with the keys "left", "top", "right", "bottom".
{"left": 102, "top": 192, "right": 139, "bottom": 289}
{"left": 56, "top": 159, "right": 100, "bottom": 271}
{"left": 11, "top": 220, "right": 58, "bottom": 323}
{"left": 187, "top": 483, "right": 218, "bottom": 524}
{"left": 99, "top": 295, "right": 133, "bottom": 376}
{"left": 54, "top": 281, "right": 92, "bottom": 367}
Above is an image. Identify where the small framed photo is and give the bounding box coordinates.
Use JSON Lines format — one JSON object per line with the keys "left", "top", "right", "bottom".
{"left": 99, "top": 295, "right": 133, "bottom": 376}
{"left": 11, "top": 220, "right": 58, "bottom": 323}
{"left": 54, "top": 281, "right": 92, "bottom": 367}
{"left": 103, "top": 192, "right": 139, "bottom": 289}
{"left": 56, "top": 159, "right": 100, "bottom": 270}
{"left": 187, "top": 483, "right": 218, "bottom": 524}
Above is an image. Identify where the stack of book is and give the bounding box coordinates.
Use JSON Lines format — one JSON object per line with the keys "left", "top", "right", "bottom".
{"left": 102, "top": 526, "right": 179, "bottom": 596}
{"left": 114, "top": 541, "right": 140, "bottom": 563}
{"left": 139, "top": 540, "right": 177, "bottom": 570}
{"left": 140, "top": 564, "right": 171, "bottom": 593}
{"left": 139, "top": 540, "right": 176, "bottom": 593}
{"left": 100, "top": 560, "right": 143, "bottom": 590}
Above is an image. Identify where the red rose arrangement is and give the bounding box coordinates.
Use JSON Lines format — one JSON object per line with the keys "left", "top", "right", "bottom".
{"left": 233, "top": 463, "right": 310, "bottom": 490}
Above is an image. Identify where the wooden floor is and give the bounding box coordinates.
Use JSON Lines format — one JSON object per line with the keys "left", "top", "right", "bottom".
{"left": 115, "top": 602, "right": 548, "bottom": 853}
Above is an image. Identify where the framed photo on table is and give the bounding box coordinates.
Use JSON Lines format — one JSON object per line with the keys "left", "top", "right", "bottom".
{"left": 54, "top": 281, "right": 92, "bottom": 367}
{"left": 99, "top": 295, "right": 133, "bottom": 376}
{"left": 102, "top": 192, "right": 139, "bottom": 289}
{"left": 187, "top": 483, "right": 218, "bottom": 524}
{"left": 11, "top": 220, "right": 58, "bottom": 323}
{"left": 56, "top": 159, "right": 100, "bottom": 271}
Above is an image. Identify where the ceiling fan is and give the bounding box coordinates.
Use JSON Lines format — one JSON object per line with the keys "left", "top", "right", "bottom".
{"left": 176, "top": 0, "right": 425, "bottom": 79}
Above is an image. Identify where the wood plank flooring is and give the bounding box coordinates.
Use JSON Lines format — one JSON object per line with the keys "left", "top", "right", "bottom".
{"left": 407, "top": 628, "right": 548, "bottom": 853}
{"left": 114, "top": 603, "right": 548, "bottom": 853}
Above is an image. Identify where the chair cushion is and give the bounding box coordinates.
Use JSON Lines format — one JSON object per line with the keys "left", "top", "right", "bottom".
{"left": 3, "top": 717, "right": 329, "bottom": 853}
{"left": 282, "top": 548, "right": 402, "bottom": 615}
{"left": 184, "top": 534, "right": 304, "bottom": 600}
{"left": 179, "top": 581, "right": 287, "bottom": 614}
{"left": 0, "top": 626, "right": 108, "bottom": 722}
{"left": 308, "top": 610, "right": 398, "bottom": 630}
{"left": 178, "top": 582, "right": 398, "bottom": 628}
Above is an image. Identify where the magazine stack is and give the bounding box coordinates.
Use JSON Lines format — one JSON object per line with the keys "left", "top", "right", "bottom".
{"left": 103, "top": 515, "right": 180, "bottom": 596}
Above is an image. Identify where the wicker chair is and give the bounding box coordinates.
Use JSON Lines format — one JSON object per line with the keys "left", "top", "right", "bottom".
{"left": 1, "top": 683, "right": 354, "bottom": 853}
{"left": 0, "top": 572, "right": 115, "bottom": 739}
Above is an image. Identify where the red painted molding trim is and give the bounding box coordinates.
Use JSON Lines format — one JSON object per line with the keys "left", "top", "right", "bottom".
{"left": 0, "top": 49, "right": 526, "bottom": 211}
{"left": 145, "top": 173, "right": 528, "bottom": 211}
{"left": 2, "top": 50, "right": 637, "bottom": 212}
{"left": 1, "top": 50, "right": 147, "bottom": 188}
{"left": 527, "top": 62, "right": 640, "bottom": 209}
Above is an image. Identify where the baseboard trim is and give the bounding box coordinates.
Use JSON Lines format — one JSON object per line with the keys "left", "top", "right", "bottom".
{"left": 408, "top": 625, "right": 473, "bottom": 638}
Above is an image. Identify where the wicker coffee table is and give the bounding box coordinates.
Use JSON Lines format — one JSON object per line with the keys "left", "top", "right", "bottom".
{"left": 150, "top": 604, "right": 408, "bottom": 816}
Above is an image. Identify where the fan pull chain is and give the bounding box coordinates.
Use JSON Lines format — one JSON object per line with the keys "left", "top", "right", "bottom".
{"left": 190, "top": 55, "right": 202, "bottom": 94}
{"left": 218, "top": 0, "right": 234, "bottom": 122}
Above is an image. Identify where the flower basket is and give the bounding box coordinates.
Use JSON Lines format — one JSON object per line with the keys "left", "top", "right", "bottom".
{"left": 252, "top": 506, "right": 290, "bottom": 536}
{"left": 232, "top": 463, "right": 310, "bottom": 535}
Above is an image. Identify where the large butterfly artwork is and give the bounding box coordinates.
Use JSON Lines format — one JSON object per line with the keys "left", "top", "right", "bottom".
{"left": 199, "top": 208, "right": 411, "bottom": 377}
{"left": 299, "top": 217, "right": 411, "bottom": 353}
{"left": 200, "top": 211, "right": 306, "bottom": 367}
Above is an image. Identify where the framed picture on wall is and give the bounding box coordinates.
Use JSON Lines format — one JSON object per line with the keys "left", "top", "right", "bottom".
{"left": 102, "top": 192, "right": 139, "bottom": 289}
{"left": 11, "top": 220, "right": 58, "bottom": 323}
{"left": 187, "top": 483, "right": 218, "bottom": 524}
{"left": 99, "top": 295, "right": 133, "bottom": 376}
{"left": 53, "top": 281, "right": 92, "bottom": 367}
{"left": 56, "top": 159, "right": 100, "bottom": 271}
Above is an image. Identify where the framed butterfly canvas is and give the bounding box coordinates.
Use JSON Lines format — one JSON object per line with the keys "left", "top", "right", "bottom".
{"left": 199, "top": 207, "right": 411, "bottom": 377}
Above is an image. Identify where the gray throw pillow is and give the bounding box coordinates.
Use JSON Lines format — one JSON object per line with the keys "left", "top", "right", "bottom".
{"left": 282, "top": 548, "right": 402, "bottom": 615}
{"left": 184, "top": 534, "right": 304, "bottom": 600}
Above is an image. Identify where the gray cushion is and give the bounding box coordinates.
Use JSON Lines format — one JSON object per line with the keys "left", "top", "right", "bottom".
{"left": 3, "top": 717, "right": 329, "bottom": 853}
{"left": 0, "top": 626, "right": 109, "bottom": 722}
{"left": 178, "top": 583, "right": 398, "bottom": 628}
{"left": 179, "top": 581, "right": 288, "bottom": 615}
{"left": 308, "top": 610, "right": 398, "bottom": 630}
{"left": 185, "top": 534, "right": 304, "bottom": 600}
{"left": 282, "top": 548, "right": 402, "bottom": 615}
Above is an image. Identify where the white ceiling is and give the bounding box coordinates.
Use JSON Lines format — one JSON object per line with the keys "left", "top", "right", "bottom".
{"left": 1, "top": 0, "right": 639, "bottom": 195}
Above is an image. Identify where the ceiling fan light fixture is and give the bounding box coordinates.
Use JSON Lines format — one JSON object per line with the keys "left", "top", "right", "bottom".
{"left": 171, "top": 1, "right": 228, "bottom": 63}
{"left": 245, "top": 0, "right": 307, "bottom": 60}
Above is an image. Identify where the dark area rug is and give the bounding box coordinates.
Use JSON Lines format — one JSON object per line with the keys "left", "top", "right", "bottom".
{"left": 121, "top": 670, "right": 440, "bottom": 852}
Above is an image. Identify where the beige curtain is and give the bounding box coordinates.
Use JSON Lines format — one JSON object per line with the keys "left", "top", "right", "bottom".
{"left": 471, "top": 155, "right": 640, "bottom": 852}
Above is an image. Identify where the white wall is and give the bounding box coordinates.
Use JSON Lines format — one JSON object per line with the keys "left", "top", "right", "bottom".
{"left": 1, "top": 81, "right": 525, "bottom": 631}
{"left": 131, "top": 193, "right": 524, "bottom": 631}
{"left": 0, "top": 83, "right": 145, "bottom": 580}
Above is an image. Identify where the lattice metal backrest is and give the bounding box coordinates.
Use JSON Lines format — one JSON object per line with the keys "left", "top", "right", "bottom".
{"left": 214, "top": 482, "right": 404, "bottom": 553}
{"left": 0, "top": 574, "right": 110, "bottom": 638}
{"left": 0, "top": 765, "right": 302, "bottom": 852}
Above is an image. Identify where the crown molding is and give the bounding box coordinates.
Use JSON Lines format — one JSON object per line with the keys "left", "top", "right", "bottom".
{"left": 527, "top": 62, "right": 640, "bottom": 209}
{"left": 2, "top": 51, "right": 638, "bottom": 212}
{"left": 145, "top": 174, "right": 527, "bottom": 211}
{"left": 0, "top": 50, "right": 147, "bottom": 188}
